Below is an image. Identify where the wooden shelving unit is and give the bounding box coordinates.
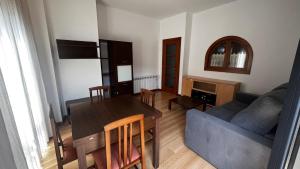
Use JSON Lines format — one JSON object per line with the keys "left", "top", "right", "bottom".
{"left": 182, "top": 75, "right": 240, "bottom": 106}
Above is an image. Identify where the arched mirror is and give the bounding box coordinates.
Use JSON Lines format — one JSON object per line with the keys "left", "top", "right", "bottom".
{"left": 204, "top": 36, "right": 253, "bottom": 74}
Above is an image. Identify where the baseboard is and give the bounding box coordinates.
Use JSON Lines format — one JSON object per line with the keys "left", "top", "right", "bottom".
{"left": 152, "top": 89, "right": 161, "bottom": 92}
{"left": 133, "top": 89, "right": 161, "bottom": 95}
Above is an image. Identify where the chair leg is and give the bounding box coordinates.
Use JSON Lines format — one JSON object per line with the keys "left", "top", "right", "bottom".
{"left": 67, "top": 107, "right": 71, "bottom": 124}
{"left": 148, "top": 129, "right": 153, "bottom": 135}
{"left": 87, "top": 164, "right": 97, "bottom": 169}
{"left": 57, "top": 162, "right": 63, "bottom": 169}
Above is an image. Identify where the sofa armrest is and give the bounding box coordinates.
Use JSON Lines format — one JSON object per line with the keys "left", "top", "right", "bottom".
{"left": 235, "top": 92, "right": 259, "bottom": 104}
{"left": 185, "top": 109, "right": 272, "bottom": 169}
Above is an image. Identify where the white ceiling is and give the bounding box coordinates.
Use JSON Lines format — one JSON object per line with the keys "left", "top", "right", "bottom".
{"left": 98, "top": 0, "right": 236, "bottom": 19}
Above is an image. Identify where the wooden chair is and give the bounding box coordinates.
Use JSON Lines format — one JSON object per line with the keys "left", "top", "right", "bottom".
{"left": 89, "top": 86, "right": 110, "bottom": 103}
{"left": 140, "top": 88, "right": 156, "bottom": 108}
{"left": 92, "top": 114, "right": 146, "bottom": 169}
{"left": 49, "top": 107, "right": 77, "bottom": 169}
{"left": 140, "top": 89, "right": 156, "bottom": 141}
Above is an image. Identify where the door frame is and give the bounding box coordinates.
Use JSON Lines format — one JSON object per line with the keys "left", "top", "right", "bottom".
{"left": 161, "top": 37, "right": 181, "bottom": 94}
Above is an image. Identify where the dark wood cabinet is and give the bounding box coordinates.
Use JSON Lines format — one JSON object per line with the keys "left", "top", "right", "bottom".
{"left": 111, "top": 81, "right": 133, "bottom": 96}
{"left": 110, "top": 41, "right": 133, "bottom": 65}
{"left": 99, "top": 39, "right": 133, "bottom": 97}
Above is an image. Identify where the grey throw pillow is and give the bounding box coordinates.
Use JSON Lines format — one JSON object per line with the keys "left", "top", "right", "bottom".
{"left": 231, "top": 96, "right": 283, "bottom": 135}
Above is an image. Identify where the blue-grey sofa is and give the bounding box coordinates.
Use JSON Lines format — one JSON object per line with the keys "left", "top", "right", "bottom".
{"left": 185, "top": 83, "right": 288, "bottom": 169}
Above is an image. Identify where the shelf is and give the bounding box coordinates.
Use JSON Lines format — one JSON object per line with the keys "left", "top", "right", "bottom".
{"left": 192, "top": 88, "right": 216, "bottom": 95}
{"left": 59, "top": 44, "right": 98, "bottom": 48}
{"left": 57, "top": 39, "right": 99, "bottom": 59}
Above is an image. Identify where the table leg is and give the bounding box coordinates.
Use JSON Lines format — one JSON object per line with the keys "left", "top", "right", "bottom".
{"left": 203, "top": 103, "right": 207, "bottom": 111}
{"left": 76, "top": 145, "right": 87, "bottom": 169}
{"left": 153, "top": 118, "right": 160, "bottom": 169}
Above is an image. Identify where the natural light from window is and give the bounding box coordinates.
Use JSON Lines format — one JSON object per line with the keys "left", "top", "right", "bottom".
{"left": 0, "top": 10, "right": 45, "bottom": 168}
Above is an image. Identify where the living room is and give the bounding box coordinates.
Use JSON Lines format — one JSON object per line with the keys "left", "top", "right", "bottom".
{"left": 0, "top": 0, "right": 300, "bottom": 169}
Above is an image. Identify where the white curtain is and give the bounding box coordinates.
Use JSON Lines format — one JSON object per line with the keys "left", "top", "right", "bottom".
{"left": 0, "top": 0, "right": 50, "bottom": 168}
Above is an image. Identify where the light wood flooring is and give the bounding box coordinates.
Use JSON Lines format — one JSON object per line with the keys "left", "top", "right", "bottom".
{"left": 41, "top": 91, "right": 215, "bottom": 169}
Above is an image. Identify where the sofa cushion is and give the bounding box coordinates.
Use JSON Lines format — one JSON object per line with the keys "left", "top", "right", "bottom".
{"left": 185, "top": 109, "right": 273, "bottom": 169}
{"left": 231, "top": 95, "right": 283, "bottom": 135}
{"left": 272, "top": 83, "right": 288, "bottom": 91}
{"left": 267, "top": 88, "right": 287, "bottom": 103}
{"left": 264, "top": 125, "right": 277, "bottom": 140}
{"left": 206, "top": 101, "right": 248, "bottom": 121}
{"left": 235, "top": 92, "right": 259, "bottom": 105}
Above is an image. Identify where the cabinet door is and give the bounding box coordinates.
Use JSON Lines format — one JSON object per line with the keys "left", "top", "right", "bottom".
{"left": 216, "top": 84, "right": 235, "bottom": 106}
{"left": 111, "top": 81, "right": 133, "bottom": 96}
{"left": 111, "top": 41, "right": 133, "bottom": 65}
{"left": 109, "top": 41, "right": 133, "bottom": 85}
{"left": 182, "top": 78, "right": 193, "bottom": 96}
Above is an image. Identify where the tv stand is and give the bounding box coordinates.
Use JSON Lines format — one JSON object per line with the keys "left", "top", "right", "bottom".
{"left": 181, "top": 75, "right": 240, "bottom": 106}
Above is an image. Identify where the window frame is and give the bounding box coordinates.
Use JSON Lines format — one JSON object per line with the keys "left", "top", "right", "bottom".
{"left": 204, "top": 36, "right": 253, "bottom": 74}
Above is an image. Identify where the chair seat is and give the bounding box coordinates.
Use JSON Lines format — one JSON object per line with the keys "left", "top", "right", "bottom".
{"left": 92, "top": 143, "right": 141, "bottom": 169}
{"left": 62, "top": 137, "right": 77, "bottom": 164}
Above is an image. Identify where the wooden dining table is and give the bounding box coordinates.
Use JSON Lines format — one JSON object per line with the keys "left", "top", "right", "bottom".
{"left": 69, "top": 95, "right": 162, "bottom": 169}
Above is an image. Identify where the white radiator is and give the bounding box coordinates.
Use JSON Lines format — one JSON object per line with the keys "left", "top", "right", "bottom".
{"left": 133, "top": 75, "right": 159, "bottom": 94}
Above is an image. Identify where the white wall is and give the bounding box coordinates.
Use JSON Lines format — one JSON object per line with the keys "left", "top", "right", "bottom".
{"left": 27, "top": 0, "right": 62, "bottom": 121}
{"left": 45, "top": 0, "right": 101, "bottom": 110}
{"left": 182, "top": 13, "right": 193, "bottom": 75}
{"left": 97, "top": 4, "right": 160, "bottom": 77}
{"left": 188, "top": 0, "right": 300, "bottom": 94}
{"left": 158, "top": 13, "right": 188, "bottom": 94}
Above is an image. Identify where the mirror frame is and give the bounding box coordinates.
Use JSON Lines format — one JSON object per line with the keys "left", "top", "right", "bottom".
{"left": 204, "top": 36, "right": 253, "bottom": 74}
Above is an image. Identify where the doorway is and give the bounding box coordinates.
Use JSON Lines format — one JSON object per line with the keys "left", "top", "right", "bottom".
{"left": 161, "top": 37, "right": 181, "bottom": 94}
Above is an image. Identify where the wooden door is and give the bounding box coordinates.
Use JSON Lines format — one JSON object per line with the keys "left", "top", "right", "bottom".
{"left": 162, "top": 37, "right": 181, "bottom": 94}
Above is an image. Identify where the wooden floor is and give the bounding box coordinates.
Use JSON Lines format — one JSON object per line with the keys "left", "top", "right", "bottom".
{"left": 41, "top": 91, "right": 215, "bottom": 169}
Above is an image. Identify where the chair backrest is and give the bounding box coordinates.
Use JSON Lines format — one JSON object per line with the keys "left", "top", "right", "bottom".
{"left": 104, "top": 114, "right": 146, "bottom": 169}
{"left": 49, "top": 106, "right": 64, "bottom": 169}
{"left": 89, "top": 85, "right": 110, "bottom": 103}
{"left": 141, "top": 88, "right": 156, "bottom": 108}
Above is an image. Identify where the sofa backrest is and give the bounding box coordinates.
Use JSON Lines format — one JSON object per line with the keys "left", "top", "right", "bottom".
{"left": 231, "top": 85, "right": 288, "bottom": 136}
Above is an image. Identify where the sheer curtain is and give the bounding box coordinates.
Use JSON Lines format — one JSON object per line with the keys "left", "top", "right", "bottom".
{"left": 0, "top": 0, "right": 50, "bottom": 168}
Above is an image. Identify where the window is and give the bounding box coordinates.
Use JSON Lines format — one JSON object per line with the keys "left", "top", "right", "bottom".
{"left": 204, "top": 36, "right": 253, "bottom": 74}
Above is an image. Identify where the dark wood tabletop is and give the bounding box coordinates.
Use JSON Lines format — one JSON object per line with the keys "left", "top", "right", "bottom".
{"left": 169, "top": 96, "right": 207, "bottom": 111}
{"left": 69, "top": 95, "right": 162, "bottom": 169}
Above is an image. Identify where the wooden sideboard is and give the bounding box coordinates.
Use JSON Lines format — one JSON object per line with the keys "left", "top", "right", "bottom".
{"left": 182, "top": 75, "right": 240, "bottom": 106}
